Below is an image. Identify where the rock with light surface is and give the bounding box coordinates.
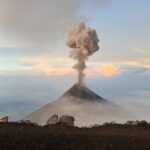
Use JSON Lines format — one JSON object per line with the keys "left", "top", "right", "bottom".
{"left": 59, "top": 115, "right": 75, "bottom": 126}
{"left": 46, "top": 114, "right": 59, "bottom": 125}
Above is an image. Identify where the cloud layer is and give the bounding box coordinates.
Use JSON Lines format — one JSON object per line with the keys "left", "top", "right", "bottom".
{"left": 0, "top": 0, "right": 110, "bottom": 47}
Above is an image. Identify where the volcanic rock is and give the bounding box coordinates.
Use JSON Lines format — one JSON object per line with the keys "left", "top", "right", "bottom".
{"left": 59, "top": 115, "right": 75, "bottom": 126}
{"left": 46, "top": 114, "right": 59, "bottom": 125}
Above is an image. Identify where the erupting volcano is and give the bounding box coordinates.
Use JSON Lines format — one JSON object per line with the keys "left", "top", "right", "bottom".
{"left": 25, "top": 22, "right": 132, "bottom": 126}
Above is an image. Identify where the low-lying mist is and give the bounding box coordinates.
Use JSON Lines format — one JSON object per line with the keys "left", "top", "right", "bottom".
{"left": 25, "top": 95, "right": 136, "bottom": 126}
{"left": 111, "top": 93, "right": 150, "bottom": 123}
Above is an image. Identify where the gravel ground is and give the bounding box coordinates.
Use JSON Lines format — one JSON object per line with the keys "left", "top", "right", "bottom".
{"left": 0, "top": 123, "right": 150, "bottom": 150}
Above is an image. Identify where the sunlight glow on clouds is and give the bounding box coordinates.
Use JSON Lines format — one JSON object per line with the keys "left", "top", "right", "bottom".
{"left": 85, "top": 64, "right": 120, "bottom": 77}
{"left": 1, "top": 54, "right": 149, "bottom": 78}
{"left": 34, "top": 63, "right": 120, "bottom": 77}
{"left": 35, "top": 64, "right": 74, "bottom": 76}
{"left": 101, "top": 64, "right": 120, "bottom": 76}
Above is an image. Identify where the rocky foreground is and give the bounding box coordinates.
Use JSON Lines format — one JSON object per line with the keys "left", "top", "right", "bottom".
{"left": 0, "top": 123, "right": 150, "bottom": 150}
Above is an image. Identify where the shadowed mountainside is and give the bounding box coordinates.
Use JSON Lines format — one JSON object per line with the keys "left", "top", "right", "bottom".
{"left": 62, "top": 84, "right": 106, "bottom": 102}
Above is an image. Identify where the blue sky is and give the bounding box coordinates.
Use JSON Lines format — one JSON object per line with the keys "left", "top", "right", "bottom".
{"left": 0, "top": 0, "right": 150, "bottom": 120}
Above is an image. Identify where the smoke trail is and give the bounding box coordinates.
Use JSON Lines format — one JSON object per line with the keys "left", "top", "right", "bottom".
{"left": 66, "top": 22, "right": 100, "bottom": 85}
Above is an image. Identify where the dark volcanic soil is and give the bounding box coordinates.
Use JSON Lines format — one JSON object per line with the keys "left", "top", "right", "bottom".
{"left": 0, "top": 123, "right": 150, "bottom": 150}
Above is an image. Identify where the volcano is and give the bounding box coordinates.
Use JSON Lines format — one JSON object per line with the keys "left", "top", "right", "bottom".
{"left": 62, "top": 84, "right": 106, "bottom": 102}
{"left": 25, "top": 84, "right": 132, "bottom": 126}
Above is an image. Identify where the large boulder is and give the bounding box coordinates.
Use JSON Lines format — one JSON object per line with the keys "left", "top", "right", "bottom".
{"left": 59, "top": 115, "right": 75, "bottom": 126}
{"left": 46, "top": 114, "right": 59, "bottom": 125}
{"left": 0, "top": 116, "right": 9, "bottom": 123}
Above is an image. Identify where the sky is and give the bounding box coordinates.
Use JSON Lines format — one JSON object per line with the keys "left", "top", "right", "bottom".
{"left": 0, "top": 0, "right": 150, "bottom": 120}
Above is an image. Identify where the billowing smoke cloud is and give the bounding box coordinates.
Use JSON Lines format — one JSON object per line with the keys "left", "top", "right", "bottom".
{"left": 66, "top": 22, "right": 100, "bottom": 85}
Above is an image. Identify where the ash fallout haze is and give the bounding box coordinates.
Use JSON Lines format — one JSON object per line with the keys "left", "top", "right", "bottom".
{"left": 0, "top": 0, "right": 150, "bottom": 124}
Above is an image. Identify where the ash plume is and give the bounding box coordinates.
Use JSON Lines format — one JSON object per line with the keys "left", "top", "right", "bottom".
{"left": 66, "top": 22, "right": 100, "bottom": 85}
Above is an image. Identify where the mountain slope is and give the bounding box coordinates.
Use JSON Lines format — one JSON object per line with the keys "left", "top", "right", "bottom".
{"left": 25, "top": 84, "right": 133, "bottom": 126}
